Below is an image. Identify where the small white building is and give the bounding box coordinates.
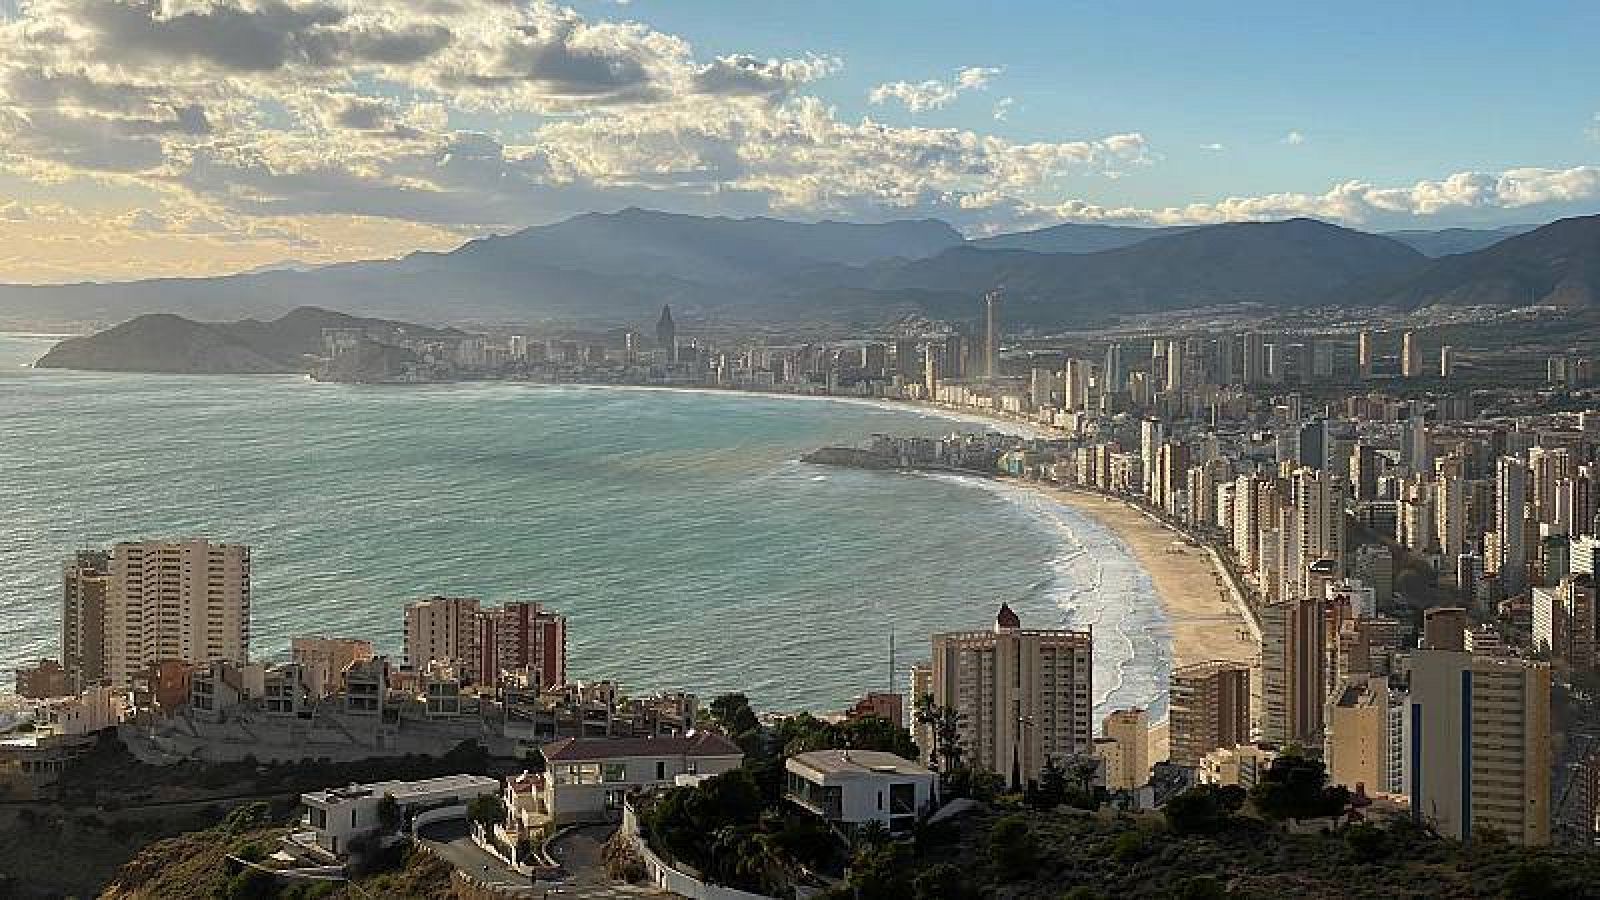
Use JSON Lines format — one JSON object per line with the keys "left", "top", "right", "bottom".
{"left": 530, "top": 733, "right": 744, "bottom": 826}
{"left": 785, "top": 749, "right": 935, "bottom": 834}
{"left": 298, "top": 774, "right": 499, "bottom": 858}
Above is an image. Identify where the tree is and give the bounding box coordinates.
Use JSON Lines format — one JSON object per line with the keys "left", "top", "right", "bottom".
{"left": 912, "top": 861, "right": 977, "bottom": 900}
{"left": 915, "top": 695, "right": 965, "bottom": 777}
{"left": 847, "top": 842, "right": 913, "bottom": 900}
{"left": 467, "top": 793, "right": 506, "bottom": 829}
{"left": 1250, "top": 753, "right": 1350, "bottom": 822}
{"left": 710, "top": 693, "right": 760, "bottom": 737}
{"left": 1163, "top": 784, "right": 1245, "bottom": 835}
{"left": 1343, "top": 821, "right": 1386, "bottom": 861}
{"left": 989, "top": 814, "right": 1037, "bottom": 878}
{"left": 376, "top": 793, "right": 401, "bottom": 834}
{"left": 854, "top": 819, "right": 890, "bottom": 851}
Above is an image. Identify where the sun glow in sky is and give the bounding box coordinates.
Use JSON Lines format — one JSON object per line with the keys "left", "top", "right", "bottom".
{"left": 0, "top": 0, "right": 1597, "bottom": 282}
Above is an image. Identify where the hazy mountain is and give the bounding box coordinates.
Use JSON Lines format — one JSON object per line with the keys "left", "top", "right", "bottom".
{"left": 5, "top": 208, "right": 1596, "bottom": 329}
{"left": 1372, "top": 215, "right": 1600, "bottom": 308}
{"left": 971, "top": 222, "right": 1197, "bottom": 254}
{"left": 35, "top": 307, "right": 458, "bottom": 374}
{"left": 1381, "top": 224, "right": 1537, "bottom": 257}
{"left": 0, "top": 209, "right": 963, "bottom": 324}
{"left": 864, "top": 218, "right": 1427, "bottom": 325}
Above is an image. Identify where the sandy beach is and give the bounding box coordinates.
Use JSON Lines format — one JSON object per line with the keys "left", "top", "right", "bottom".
{"left": 1014, "top": 481, "right": 1258, "bottom": 760}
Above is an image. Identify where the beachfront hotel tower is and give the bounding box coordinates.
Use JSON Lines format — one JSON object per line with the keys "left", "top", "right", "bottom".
{"left": 982, "top": 288, "right": 1002, "bottom": 380}
{"left": 103, "top": 539, "right": 251, "bottom": 688}
{"left": 927, "top": 603, "right": 1093, "bottom": 787}
{"left": 1169, "top": 660, "right": 1252, "bottom": 767}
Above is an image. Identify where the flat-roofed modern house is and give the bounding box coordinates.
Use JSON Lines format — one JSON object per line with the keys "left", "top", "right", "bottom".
{"left": 785, "top": 749, "right": 935, "bottom": 834}
{"left": 297, "top": 774, "right": 499, "bottom": 858}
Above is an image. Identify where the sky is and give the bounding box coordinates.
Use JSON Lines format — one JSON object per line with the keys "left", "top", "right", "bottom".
{"left": 0, "top": 0, "right": 1597, "bottom": 283}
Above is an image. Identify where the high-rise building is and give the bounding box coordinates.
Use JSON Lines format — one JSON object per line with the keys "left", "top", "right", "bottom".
{"left": 1293, "top": 468, "right": 1347, "bottom": 592}
{"left": 1243, "top": 332, "right": 1265, "bottom": 385}
{"left": 1261, "top": 594, "right": 1326, "bottom": 745}
{"left": 1165, "top": 339, "right": 1184, "bottom": 394}
{"left": 478, "top": 601, "right": 567, "bottom": 689}
{"left": 1324, "top": 674, "right": 1391, "bottom": 793}
{"left": 1099, "top": 708, "right": 1150, "bottom": 790}
{"left": 656, "top": 305, "right": 677, "bottom": 364}
{"left": 404, "top": 596, "right": 482, "bottom": 680}
{"left": 894, "top": 339, "right": 920, "bottom": 383}
{"left": 928, "top": 604, "right": 1093, "bottom": 787}
{"left": 1405, "top": 649, "right": 1551, "bottom": 845}
{"left": 1496, "top": 457, "right": 1530, "bottom": 596}
{"left": 104, "top": 540, "right": 251, "bottom": 688}
{"left": 982, "top": 289, "right": 1003, "bottom": 380}
{"left": 1401, "top": 330, "right": 1421, "bottom": 378}
{"left": 1103, "top": 343, "right": 1126, "bottom": 393}
{"left": 1439, "top": 345, "right": 1455, "bottom": 378}
{"left": 62, "top": 550, "right": 111, "bottom": 691}
{"left": 1358, "top": 331, "right": 1374, "bottom": 379}
{"left": 1169, "top": 660, "right": 1252, "bottom": 767}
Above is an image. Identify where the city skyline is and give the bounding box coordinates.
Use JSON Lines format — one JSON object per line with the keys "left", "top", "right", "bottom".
{"left": 0, "top": 1, "right": 1598, "bottom": 282}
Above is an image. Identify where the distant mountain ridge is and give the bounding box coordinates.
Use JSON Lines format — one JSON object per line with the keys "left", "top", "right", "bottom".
{"left": 1, "top": 208, "right": 1595, "bottom": 328}
{"left": 1371, "top": 215, "right": 1600, "bottom": 308}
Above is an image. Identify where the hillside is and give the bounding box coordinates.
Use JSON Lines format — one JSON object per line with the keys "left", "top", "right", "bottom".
{"left": 35, "top": 307, "right": 456, "bottom": 374}
{"left": 1373, "top": 215, "right": 1600, "bottom": 308}
{"left": 869, "top": 218, "right": 1427, "bottom": 325}
{"left": 1382, "top": 224, "right": 1535, "bottom": 257}
{"left": 971, "top": 222, "right": 1196, "bottom": 254}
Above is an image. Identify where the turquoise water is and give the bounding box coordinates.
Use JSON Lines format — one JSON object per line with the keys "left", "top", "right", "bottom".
{"left": 0, "top": 334, "right": 1170, "bottom": 718}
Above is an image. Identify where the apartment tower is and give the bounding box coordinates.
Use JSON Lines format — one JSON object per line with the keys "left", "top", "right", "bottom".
{"left": 928, "top": 604, "right": 1093, "bottom": 787}
{"left": 103, "top": 540, "right": 251, "bottom": 688}
{"left": 1169, "top": 660, "right": 1252, "bottom": 766}
{"left": 61, "top": 550, "right": 111, "bottom": 691}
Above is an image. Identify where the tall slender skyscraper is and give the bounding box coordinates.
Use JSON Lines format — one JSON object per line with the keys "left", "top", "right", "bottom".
{"left": 1358, "top": 331, "right": 1374, "bottom": 379}
{"left": 656, "top": 304, "right": 677, "bottom": 364}
{"left": 1401, "top": 330, "right": 1421, "bottom": 378}
{"left": 1497, "top": 457, "right": 1530, "bottom": 595}
{"left": 1103, "top": 342, "right": 1126, "bottom": 394}
{"left": 982, "top": 289, "right": 1003, "bottom": 379}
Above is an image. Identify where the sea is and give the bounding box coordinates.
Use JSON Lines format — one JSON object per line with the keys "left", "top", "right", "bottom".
{"left": 0, "top": 334, "right": 1171, "bottom": 721}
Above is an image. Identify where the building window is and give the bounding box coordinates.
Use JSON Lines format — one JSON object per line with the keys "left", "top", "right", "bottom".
{"left": 656, "top": 761, "right": 666, "bottom": 781}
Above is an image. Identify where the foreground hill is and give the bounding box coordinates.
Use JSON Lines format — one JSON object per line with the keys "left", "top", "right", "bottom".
{"left": 971, "top": 222, "right": 1197, "bottom": 254}
{"left": 35, "top": 307, "right": 456, "bottom": 374}
{"left": 1371, "top": 214, "right": 1600, "bottom": 308}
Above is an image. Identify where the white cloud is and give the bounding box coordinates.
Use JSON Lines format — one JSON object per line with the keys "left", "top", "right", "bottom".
{"left": 992, "top": 97, "right": 1014, "bottom": 121}
{"left": 1282, "top": 130, "right": 1306, "bottom": 146}
{"left": 1200, "top": 142, "right": 1224, "bottom": 151}
{"left": 869, "top": 65, "right": 1002, "bottom": 112}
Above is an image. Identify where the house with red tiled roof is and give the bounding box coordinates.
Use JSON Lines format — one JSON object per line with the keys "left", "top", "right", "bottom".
{"left": 522, "top": 732, "right": 744, "bottom": 826}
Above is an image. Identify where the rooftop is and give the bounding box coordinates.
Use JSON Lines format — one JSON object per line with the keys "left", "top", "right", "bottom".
{"left": 788, "top": 749, "right": 932, "bottom": 779}
{"left": 302, "top": 773, "right": 498, "bottom": 805}
{"left": 542, "top": 731, "right": 742, "bottom": 763}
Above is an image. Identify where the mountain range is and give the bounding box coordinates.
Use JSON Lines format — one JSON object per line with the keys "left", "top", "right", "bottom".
{"left": 2, "top": 208, "right": 1596, "bottom": 329}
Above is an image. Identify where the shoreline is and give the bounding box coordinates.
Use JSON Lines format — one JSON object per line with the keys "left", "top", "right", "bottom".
{"left": 1005, "top": 480, "right": 1256, "bottom": 760}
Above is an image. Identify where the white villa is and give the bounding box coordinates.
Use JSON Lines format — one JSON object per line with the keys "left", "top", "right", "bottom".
{"left": 785, "top": 749, "right": 935, "bottom": 834}
{"left": 505, "top": 733, "right": 743, "bottom": 836}
{"left": 295, "top": 774, "right": 499, "bottom": 859}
